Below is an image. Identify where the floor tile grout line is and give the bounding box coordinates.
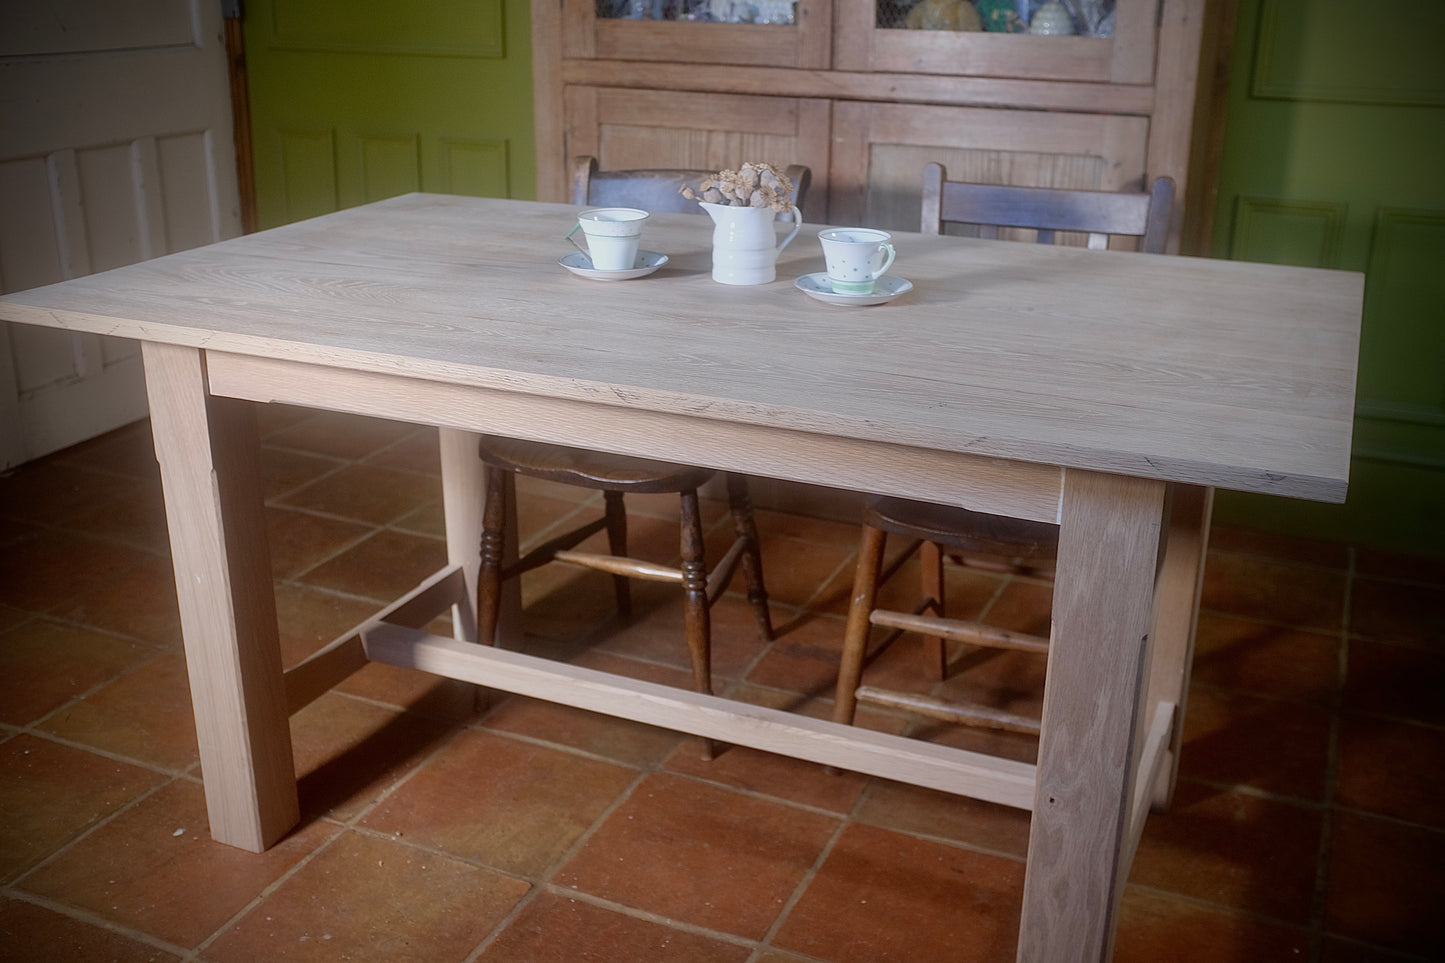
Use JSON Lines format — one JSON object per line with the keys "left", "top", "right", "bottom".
{"left": 0, "top": 887, "right": 198, "bottom": 961}
{"left": 10, "top": 647, "right": 182, "bottom": 742}
{"left": 4, "top": 723, "right": 199, "bottom": 784}
{"left": 186, "top": 712, "right": 480, "bottom": 956}
{"left": 186, "top": 695, "right": 481, "bottom": 955}
{"left": 1120, "top": 880, "right": 1316, "bottom": 934}
{"left": 189, "top": 819, "right": 353, "bottom": 959}
{"left": 533, "top": 886, "right": 762, "bottom": 955}
{"left": 271, "top": 572, "right": 431, "bottom": 611}
{"left": 1195, "top": 604, "right": 1346, "bottom": 637}
{"left": 844, "top": 801, "right": 1033, "bottom": 866}
{"left": 1, "top": 606, "right": 179, "bottom": 654}
{"left": 477, "top": 692, "right": 1040, "bottom": 851}
{"left": 0, "top": 513, "right": 173, "bottom": 561}
{"left": 256, "top": 448, "right": 353, "bottom": 501}
{"left": 1319, "top": 938, "right": 1443, "bottom": 963}
{"left": 793, "top": 541, "right": 862, "bottom": 613}
{"left": 1305, "top": 544, "right": 1355, "bottom": 962}
{"left": 447, "top": 725, "right": 872, "bottom": 959}
{"left": 469, "top": 715, "right": 682, "bottom": 772}
{"left": 461, "top": 768, "right": 657, "bottom": 962}
{"left": 477, "top": 711, "right": 869, "bottom": 823}
{"left": 1204, "top": 542, "right": 1362, "bottom": 576}
{"left": 751, "top": 799, "right": 853, "bottom": 960}
{"left": 6, "top": 772, "right": 183, "bottom": 893}
{"left": 1170, "top": 774, "right": 1334, "bottom": 813}
{"left": 1328, "top": 801, "right": 1445, "bottom": 836}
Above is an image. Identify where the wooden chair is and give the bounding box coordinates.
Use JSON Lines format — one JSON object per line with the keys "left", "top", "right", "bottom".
{"left": 570, "top": 155, "right": 812, "bottom": 219}
{"left": 832, "top": 163, "right": 1175, "bottom": 737}
{"left": 920, "top": 161, "right": 1174, "bottom": 250}
{"left": 475, "top": 440, "right": 773, "bottom": 753}
{"left": 476, "top": 158, "right": 813, "bottom": 753}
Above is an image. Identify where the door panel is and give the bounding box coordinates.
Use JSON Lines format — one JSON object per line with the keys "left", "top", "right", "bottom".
{"left": 245, "top": 0, "right": 534, "bottom": 230}
{"left": 0, "top": 0, "right": 241, "bottom": 469}
{"left": 1209, "top": 0, "right": 1445, "bottom": 553}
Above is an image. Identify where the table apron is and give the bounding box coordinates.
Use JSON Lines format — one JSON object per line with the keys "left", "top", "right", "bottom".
{"left": 204, "top": 350, "right": 1064, "bottom": 524}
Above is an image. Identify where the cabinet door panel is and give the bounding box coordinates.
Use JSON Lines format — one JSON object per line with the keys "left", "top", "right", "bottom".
{"left": 830, "top": 101, "right": 1148, "bottom": 239}
{"left": 564, "top": 86, "right": 831, "bottom": 213}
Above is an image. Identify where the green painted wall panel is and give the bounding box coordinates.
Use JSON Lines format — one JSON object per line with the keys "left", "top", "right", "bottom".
{"left": 359, "top": 134, "right": 421, "bottom": 203}
{"left": 246, "top": 0, "right": 533, "bottom": 231}
{"left": 438, "top": 139, "right": 510, "bottom": 198}
{"left": 1211, "top": 0, "right": 1445, "bottom": 556}
{"left": 278, "top": 128, "right": 337, "bottom": 222}
{"left": 1359, "top": 209, "right": 1445, "bottom": 410}
{"left": 1254, "top": 0, "right": 1445, "bottom": 105}
{"left": 1230, "top": 196, "right": 1345, "bottom": 267}
{"left": 268, "top": 0, "right": 505, "bottom": 56}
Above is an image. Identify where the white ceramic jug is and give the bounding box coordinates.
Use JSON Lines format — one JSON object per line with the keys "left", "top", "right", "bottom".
{"left": 700, "top": 202, "right": 802, "bottom": 285}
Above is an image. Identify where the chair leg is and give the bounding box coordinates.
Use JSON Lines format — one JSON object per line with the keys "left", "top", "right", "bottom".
{"left": 920, "top": 539, "right": 948, "bottom": 681}
{"left": 679, "top": 488, "right": 716, "bottom": 758}
{"left": 602, "top": 489, "right": 631, "bottom": 619}
{"left": 834, "top": 523, "right": 887, "bottom": 726}
{"left": 477, "top": 466, "right": 512, "bottom": 647}
{"left": 678, "top": 489, "right": 712, "bottom": 695}
{"left": 726, "top": 474, "right": 773, "bottom": 642}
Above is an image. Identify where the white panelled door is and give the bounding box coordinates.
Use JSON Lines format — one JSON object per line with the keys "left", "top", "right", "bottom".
{"left": 0, "top": 0, "right": 240, "bottom": 469}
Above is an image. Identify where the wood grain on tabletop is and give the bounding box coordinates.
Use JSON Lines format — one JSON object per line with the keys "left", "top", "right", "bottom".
{"left": 0, "top": 194, "right": 1363, "bottom": 501}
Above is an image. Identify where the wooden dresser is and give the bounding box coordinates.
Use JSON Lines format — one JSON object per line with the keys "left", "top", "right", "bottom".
{"left": 531, "top": 0, "right": 1232, "bottom": 253}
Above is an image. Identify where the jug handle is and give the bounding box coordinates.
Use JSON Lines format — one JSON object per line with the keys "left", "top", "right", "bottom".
{"left": 777, "top": 209, "right": 802, "bottom": 254}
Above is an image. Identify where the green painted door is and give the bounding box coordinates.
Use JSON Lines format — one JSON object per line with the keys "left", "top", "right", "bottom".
{"left": 244, "top": 0, "right": 533, "bottom": 230}
{"left": 1210, "top": 0, "right": 1445, "bottom": 555}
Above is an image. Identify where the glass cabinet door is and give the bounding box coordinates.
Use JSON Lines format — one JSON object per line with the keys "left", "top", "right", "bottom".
{"left": 836, "top": 0, "right": 1158, "bottom": 83}
{"left": 566, "top": 0, "right": 831, "bottom": 68}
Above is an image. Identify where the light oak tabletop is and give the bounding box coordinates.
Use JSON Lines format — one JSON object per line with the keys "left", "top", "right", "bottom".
{"left": 0, "top": 193, "right": 1363, "bottom": 501}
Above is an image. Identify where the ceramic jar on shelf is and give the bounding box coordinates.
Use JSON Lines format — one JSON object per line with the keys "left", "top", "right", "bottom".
{"left": 906, "top": 0, "right": 982, "bottom": 30}
{"left": 1028, "top": 0, "right": 1076, "bottom": 34}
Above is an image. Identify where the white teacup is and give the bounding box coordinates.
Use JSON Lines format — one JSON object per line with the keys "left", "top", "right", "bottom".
{"left": 569, "top": 207, "right": 649, "bottom": 271}
{"left": 818, "top": 228, "right": 896, "bottom": 295}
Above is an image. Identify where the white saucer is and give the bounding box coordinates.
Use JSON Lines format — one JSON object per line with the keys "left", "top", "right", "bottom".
{"left": 558, "top": 250, "right": 668, "bottom": 280}
{"left": 795, "top": 273, "right": 913, "bottom": 306}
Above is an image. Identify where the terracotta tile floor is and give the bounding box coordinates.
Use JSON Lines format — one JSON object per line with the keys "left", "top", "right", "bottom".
{"left": 2, "top": 408, "right": 1442, "bottom": 962}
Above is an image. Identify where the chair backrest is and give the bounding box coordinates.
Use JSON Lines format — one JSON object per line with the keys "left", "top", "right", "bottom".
{"left": 920, "top": 162, "right": 1174, "bottom": 253}
{"left": 570, "top": 156, "right": 813, "bottom": 220}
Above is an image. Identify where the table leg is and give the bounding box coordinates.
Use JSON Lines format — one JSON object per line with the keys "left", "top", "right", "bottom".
{"left": 438, "top": 428, "right": 484, "bottom": 643}
{"left": 1146, "top": 484, "right": 1213, "bottom": 810}
{"left": 142, "top": 342, "right": 298, "bottom": 852}
{"left": 1018, "top": 469, "right": 1166, "bottom": 962}
{"left": 438, "top": 427, "right": 520, "bottom": 650}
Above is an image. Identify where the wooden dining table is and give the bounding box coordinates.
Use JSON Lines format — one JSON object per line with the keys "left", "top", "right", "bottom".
{"left": 0, "top": 194, "right": 1363, "bottom": 960}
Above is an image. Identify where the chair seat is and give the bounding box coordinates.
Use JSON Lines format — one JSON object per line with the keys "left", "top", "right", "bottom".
{"left": 864, "top": 495, "right": 1058, "bottom": 559}
{"left": 477, "top": 435, "right": 717, "bottom": 493}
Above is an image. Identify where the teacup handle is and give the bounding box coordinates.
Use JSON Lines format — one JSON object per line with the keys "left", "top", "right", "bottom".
{"left": 874, "top": 242, "right": 896, "bottom": 279}
{"left": 565, "top": 222, "right": 592, "bottom": 264}
{"left": 776, "top": 211, "right": 802, "bottom": 254}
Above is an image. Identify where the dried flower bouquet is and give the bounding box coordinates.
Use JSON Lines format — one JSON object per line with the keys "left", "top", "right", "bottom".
{"left": 680, "top": 162, "right": 796, "bottom": 213}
